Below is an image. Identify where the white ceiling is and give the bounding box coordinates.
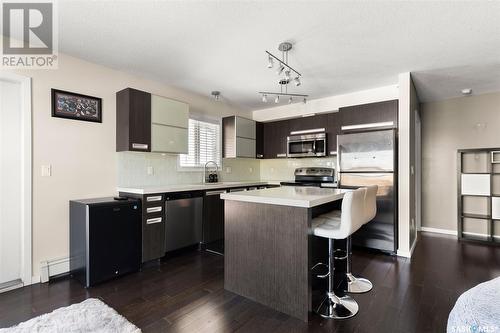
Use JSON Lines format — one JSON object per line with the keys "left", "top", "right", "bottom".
{"left": 58, "top": 1, "right": 500, "bottom": 110}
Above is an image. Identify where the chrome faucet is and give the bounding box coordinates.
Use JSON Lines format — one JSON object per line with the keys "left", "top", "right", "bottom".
{"left": 204, "top": 161, "right": 219, "bottom": 183}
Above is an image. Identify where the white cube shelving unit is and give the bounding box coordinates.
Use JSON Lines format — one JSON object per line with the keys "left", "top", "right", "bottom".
{"left": 458, "top": 148, "right": 500, "bottom": 243}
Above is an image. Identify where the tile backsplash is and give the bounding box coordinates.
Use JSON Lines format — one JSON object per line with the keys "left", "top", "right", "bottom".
{"left": 117, "top": 152, "right": 260, "bottom": 187}
{"left": 259, "top": 157, "right": 337, "bottom": 181}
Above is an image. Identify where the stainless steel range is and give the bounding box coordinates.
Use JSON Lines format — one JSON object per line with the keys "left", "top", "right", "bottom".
{"left": 280, "top": 167, "right": 336, "bottom": 187}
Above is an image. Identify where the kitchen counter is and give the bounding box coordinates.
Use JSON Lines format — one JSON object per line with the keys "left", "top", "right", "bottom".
{"left": 117, "top": 181, "right": 272, "bottom": 195}
{"left": 221, "top": 186, "right": 348, "bottom": 208}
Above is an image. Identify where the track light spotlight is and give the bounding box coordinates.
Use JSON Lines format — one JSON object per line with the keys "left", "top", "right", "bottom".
{"left": 275, "top": 95, "right": 280, "bottom": 103}
{"left": 262, "top": 94, "right": 267, "bottom": 103}
{"left": 294, "top": 76, "right": 301, "bottom": 87}
{"left": 276, "top": 64, "right": 284, "bottom": 75}
{"left": 267, "top": 55, "right": 273, "bottom": 68}
{"left": 303, "top": 97, "right": 307, "bottom": 104}
{"left": 284, "top": 70, "right": 291, "bottom": 81}
{"left": 288, "top": 97, "right": 293, "bottom": 104}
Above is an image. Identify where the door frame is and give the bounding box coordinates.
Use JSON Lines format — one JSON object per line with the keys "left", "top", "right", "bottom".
{"left": 0, "top": 72, "right": 32, "bottom": 286}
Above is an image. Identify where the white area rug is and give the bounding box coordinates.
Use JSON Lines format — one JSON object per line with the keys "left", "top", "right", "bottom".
{"left": 0, "top": 298, "right": 141, "bottom": 333}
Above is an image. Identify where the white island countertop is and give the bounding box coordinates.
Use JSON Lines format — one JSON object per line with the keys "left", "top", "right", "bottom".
{"left": 117, "top": 181, "right": 277, "bottom": 195}
{"left": 221, "top": 186, "right": 349, "bottom": 208}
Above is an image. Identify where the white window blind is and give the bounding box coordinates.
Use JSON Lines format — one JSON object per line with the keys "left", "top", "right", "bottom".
{"left": 179, "top": 119, "right": 221, "bottom": 168}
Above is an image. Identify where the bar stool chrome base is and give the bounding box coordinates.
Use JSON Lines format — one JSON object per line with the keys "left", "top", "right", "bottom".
{"left": 346, "top": 273, "right": 373, "bottom": 293}
{"left": 316, "top": 292, "right": 359, "bottom": 319}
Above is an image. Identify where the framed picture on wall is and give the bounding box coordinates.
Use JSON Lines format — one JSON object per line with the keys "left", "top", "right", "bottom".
{"left": 51, "top": 89, "right": 102, "bottom": 123}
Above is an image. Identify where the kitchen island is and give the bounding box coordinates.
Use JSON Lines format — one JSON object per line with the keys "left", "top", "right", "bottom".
{"left": 221, "top": 186, "right": 349, "bottom": 322}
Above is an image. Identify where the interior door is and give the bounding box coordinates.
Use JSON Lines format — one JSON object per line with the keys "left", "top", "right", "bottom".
{"left": 0, "top": 79, "right": 22, "bottom": 289}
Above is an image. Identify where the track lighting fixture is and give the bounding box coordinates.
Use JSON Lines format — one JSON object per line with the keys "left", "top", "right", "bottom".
{"left": 259, "top": 42, "right": 308, "bottom": 104}
{"left": 259, "top": 92, "right": 308, "bottom": 105}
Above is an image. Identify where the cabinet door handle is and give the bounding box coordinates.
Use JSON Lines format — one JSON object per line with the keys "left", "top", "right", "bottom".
{"left": 276, "top": 153, "right": 287, "bottom": 158}
{"left": 146, "top": 195, "right": 162, "bottom": 202}
{"left": 146, "top": 206, "right": 162, "bottom": 213}
{"left": 132, "top": 143, "right": 149, "bottom": 150}
{"left": 146, "top": 217, "right": 162, "bottom": 224}
{"left": 256, "top": 154, "right": 263, "bottom": 158}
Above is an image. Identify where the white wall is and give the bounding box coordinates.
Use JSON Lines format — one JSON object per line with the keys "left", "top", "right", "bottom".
{"left": 7, "top": 53, "right": 248, "bottom": 279}
{"left": 421, "top": 91, "right": 500, "bottom": 233}
{"left": 252, "top": 85, "right": 399, "bottom": 122}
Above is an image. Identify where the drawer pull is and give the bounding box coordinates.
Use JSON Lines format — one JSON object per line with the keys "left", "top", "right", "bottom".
{"left": 146, "top": 217, "right": 162, "bottom": 224}
{"left": 276, "top": 153, "right": 287, "bottom": 158}
{"left": 146, "top": 206, "right": 162, "bottom": 213}
{"left": 132, "top": 143, "right": 149, "bottom": 150}
{"left": 146, "top": 195, "right": 162, "bottom": 202}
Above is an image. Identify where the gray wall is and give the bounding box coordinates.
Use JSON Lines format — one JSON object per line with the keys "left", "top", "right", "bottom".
{"left": 421, "top": 91, "right": 500, "bottom": 231}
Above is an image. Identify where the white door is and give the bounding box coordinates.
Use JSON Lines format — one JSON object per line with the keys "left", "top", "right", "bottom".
{"left": 0, "top": 75, "right": 31, "bottom": 291}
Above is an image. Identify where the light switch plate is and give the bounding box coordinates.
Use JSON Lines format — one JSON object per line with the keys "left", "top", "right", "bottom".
{"left": 249, "top": 167, "right": 253, "bottom": 173}
{"left": 41, "top": 165, "right": 51, "bottom": 177}
{"left": 147, "top": 166, "right": 154, "bottom": 175}
{"left": 226, "top": 167, "right": 232, "bottom": 173}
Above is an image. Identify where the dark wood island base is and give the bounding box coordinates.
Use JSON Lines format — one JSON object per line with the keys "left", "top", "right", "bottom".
{"left": 224, "top": 200, "right": 312, "bottom": 321}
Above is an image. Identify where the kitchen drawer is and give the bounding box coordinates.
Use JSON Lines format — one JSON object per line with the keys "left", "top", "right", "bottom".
{"left": 145, "top": 194, "right": 163, "bottom": 203}
{"left": 145, "top": 205, "right": 163, "bottom": 214}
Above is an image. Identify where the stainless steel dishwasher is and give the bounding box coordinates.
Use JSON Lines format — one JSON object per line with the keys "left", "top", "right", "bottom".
{"left": 165, "top": 191, "right": 203, "bottom": 252}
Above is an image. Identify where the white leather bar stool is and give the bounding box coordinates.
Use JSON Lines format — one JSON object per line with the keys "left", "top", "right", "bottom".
{"left": 311, "top": 188, "right": 367, "bottom": 319}
{"left": 344, "top": 185, "right": 378, "bottom": 293}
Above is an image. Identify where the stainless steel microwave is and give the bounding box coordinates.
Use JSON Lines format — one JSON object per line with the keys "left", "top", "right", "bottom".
{"left": 287, "top": 132, "right": 327, "bottom": 157}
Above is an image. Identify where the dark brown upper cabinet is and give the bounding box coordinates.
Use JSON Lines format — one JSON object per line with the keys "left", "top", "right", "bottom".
{"left": 263, "top": 120, "right": 289, "bottom": 159}
{"left": 326, "top": 112, "right": 340, "bottom": 155}
{"left": 256, "top": 122, "right": 264, "bottom": 159}
{"left": 116, "top": 88, "right": 151, "bottom": 152}
{"left": 288, "top": 114, "right": 328, "bottom": 133}
{"left": 339, "top": 100, "right": 398, "bottom": 133}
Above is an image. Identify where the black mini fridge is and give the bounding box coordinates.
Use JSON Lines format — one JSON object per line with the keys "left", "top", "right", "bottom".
{"left": 70, "top": 197, "right": 141, "bottom": 287}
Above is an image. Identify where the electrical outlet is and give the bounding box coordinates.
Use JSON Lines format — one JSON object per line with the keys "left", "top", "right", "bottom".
{"left": 147, "top": 166, "right": 154, "bottom": 175}
{"left": 226, "top": 167, "right": 232, "bottom": 173}
{"left": 41, "top": 165, "right": 51, "bottom": 177}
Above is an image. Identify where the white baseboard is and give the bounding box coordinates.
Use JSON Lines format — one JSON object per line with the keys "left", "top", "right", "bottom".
{"left": 420, "top": 227, "right": 458, "bottom": 236}
{"left": 40, "top": 257, "right": 70, "bottom": 283}
{"left": 31, "top": 276, "right": 40, "bottom": 284}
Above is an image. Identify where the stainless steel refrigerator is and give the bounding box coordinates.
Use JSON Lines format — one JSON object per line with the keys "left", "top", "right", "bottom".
{"left": 337, "top": 129, "right": 397, "bottom": 254}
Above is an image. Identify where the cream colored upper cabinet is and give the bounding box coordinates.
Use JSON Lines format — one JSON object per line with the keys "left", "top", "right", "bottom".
{"left": 151, "top": 95, "right": 189, "bottom": 128}
{"left": 223, "top": 116, "right": 257, "bottom": 158}
{"left": 235, "top": 116, "right": 256, "bottom": 140}
{"left": 151, "top": 124, "right": 188, "bottom": 154}
{"left": 150, "top": 94, "right": 189, "bottom": 153}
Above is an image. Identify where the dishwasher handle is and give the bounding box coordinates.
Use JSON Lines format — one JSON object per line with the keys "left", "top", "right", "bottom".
{"left": 205, "top": 190, "right": 227, "bottom": 196}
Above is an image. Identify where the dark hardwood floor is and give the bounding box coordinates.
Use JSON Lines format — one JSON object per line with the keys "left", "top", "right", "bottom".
{"left": 1, "top": 232, "right": 499, "bottom": 332}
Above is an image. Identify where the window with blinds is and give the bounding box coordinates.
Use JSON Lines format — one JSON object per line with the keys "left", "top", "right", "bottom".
{"left": 179, "top": 118, "right": 221, "bottom": 168}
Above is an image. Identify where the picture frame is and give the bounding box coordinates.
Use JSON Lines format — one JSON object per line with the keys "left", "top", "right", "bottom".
{"left": 51, "top": 89, "right": 102, "bottom": 123}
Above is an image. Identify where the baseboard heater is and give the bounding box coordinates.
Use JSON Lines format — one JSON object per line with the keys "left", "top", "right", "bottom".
{"left": 40, "top": 257, "right": 70, "bottom": 283}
